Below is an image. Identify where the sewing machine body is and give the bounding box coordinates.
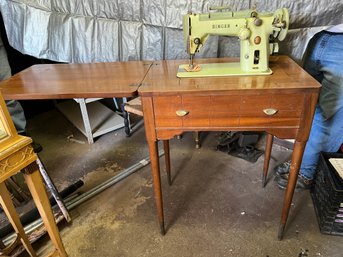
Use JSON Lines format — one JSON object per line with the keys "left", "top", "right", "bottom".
{"left": 177, "top": 8, "right": 289, "bottom": 77}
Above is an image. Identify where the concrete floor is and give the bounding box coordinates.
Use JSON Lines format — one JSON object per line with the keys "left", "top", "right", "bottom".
{"left": 24, "top": 107, "right": 343, "bottom": 257}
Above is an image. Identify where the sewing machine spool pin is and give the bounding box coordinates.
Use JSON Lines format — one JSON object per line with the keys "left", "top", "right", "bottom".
{"left": 208, "top": 6, "right": 231, "bottom": 11}
{"left": 208, "top": 6, "right": 233, "bottom": 18}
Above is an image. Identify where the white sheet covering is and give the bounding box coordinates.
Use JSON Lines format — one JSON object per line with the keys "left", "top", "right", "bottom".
{"left": 0, "top": 0, "right": 342, "bottom": 64}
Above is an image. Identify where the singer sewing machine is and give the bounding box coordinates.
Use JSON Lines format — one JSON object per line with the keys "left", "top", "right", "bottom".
{"left": 177, "top": 7, "right": 289, "bottom": 78}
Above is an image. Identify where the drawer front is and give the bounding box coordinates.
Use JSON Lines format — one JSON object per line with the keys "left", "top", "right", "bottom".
{"left": 240, "top": 94, "right": 304, "bottom": 126}
{"left": 153, "top": 94, "right": 304, "bottom": 128}
{"left": 153, "top": 96, "right": 182, "bottom": 127}
{"left": 153, "top": 96, "right": 212, "bottom": 127}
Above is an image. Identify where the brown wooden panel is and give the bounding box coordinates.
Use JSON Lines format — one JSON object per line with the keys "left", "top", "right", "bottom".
{"left": 182, "top": 96, "right": 210, "bottom": 127}
{"left": 156, "top": 129, "right": 183, "bottom": 140}
{"left": 141, "top": 97, "right": 157, "bottom": 141}
{"left": 240, "top": 94, "right": 304, "bottom": 122}
{"left": 271, "top": 94, "right": 305, "bottom": 110}
{"left": 209, "top": 95, "right": 240, "bottom": 126}
{"left": 270, "top": 110, "right": 303, "bottom": 118}
{"left": 239, "top": 94, "right": 304, "bottom": 127}
{"left": 153, "top": 93, "right": 304, "bottom": 129}
{"left": 153, "top": 96, "right": 182, "bottom": 127}
{"left": 240, "top": 95, "right": 272, "bottom": 116}
{"left": 210, "top": 116, "right": 240, "bottom": 127}
{"left": 210, "top": 95, "right": 241, "bottom": 113}
{"left": 0, "top": 61, "right": 151, "bottom": 100}
{"left": 239, "top": 117, "right": 301, "bottom": 127}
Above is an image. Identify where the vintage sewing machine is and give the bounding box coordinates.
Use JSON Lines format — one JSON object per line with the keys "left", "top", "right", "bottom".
{"left": 177, "top": 7, "right": 289, "bottom": 78}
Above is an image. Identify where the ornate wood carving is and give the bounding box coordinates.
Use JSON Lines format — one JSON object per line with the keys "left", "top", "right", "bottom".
{"left": 0, "top": 145, "right": 34, "bottom": 175}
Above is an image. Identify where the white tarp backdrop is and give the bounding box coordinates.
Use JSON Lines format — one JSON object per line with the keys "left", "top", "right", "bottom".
{"left": 0, "top": 0, "right": 342, "bottom": 64}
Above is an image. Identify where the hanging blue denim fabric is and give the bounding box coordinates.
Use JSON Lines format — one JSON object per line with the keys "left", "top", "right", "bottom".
{"left": 299, "top": 30, "right": 343, "bottom": 180}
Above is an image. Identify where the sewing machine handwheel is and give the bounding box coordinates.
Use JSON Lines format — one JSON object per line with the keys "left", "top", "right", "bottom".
{"left": 274, "top": 8, "right": 289, "bottom": 41}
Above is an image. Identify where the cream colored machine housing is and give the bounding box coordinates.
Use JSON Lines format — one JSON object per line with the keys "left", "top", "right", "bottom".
{"left": 182, "top": 8, "right": 289, "bottom": 76}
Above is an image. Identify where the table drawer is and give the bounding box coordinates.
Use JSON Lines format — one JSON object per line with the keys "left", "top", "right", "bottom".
{"left": 239, "top": 94, "right": 304, "bottom": 126}
{"left": 153, "top": 94, "right": 305, "bottom": 128}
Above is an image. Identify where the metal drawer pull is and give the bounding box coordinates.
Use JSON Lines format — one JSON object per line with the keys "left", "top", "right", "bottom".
{"left": 176, "top": 110, "right": 189, "bottom": 117}
{"left": 263, "top": 108, "right": 278, "bottom": 116}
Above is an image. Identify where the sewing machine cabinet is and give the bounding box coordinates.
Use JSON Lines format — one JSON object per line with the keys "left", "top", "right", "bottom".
{"left": 139, "top": 56, "right": 321, "bottom": 238}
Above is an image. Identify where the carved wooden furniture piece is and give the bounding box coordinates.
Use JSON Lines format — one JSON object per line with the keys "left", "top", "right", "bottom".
{"left": 0, "top": 93, "right": 67, "bottom": 256}
{"left": 139, "top": 56, "right": 321, "bottom": 239}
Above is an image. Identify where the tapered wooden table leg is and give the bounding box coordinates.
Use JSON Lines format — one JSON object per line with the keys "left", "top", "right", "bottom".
{"left": 163, "top": 140, "right": 172, "bottom": 185}
{"left": 148, "top": 140, "right": 165, "bottom": 235}
{"left": 262, "top": 134, "right": 274, "bottom": 187}
{"left": 23, "top": 162, "right": 67, "bottom": 257}
{"left": 278, "top": 141, "right": 306, "bottom": 240}
{"left": 0, "top": 182, "right": 37, "bottom": 257}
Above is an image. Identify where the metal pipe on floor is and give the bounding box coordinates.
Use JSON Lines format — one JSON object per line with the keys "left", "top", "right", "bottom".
{"left": 3, "top": 152, "right": 164, "bottom": 246}
{"left": 0, "top": 180, "right": 84, "bottom": 238}
{"left": 67, "top": 151, "right": 163, "bottom": 209}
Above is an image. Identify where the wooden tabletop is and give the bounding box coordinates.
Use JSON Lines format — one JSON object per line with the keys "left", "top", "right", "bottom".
{"left": 138, "top": 56, "right": 321, "bottom": 96}
{"left": 0, "top": 61, "right": 152, "bottom": 100}
{"left": 0, "top": 56, "right": 321, "bottom": 100}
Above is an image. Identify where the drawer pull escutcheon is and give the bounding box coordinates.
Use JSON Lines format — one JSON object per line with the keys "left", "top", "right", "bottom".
{"left": 176, "top": 110, "right": 189, "bottom": 117}
{"left": 263, "top": 108, "right": 278, "bottom": 116}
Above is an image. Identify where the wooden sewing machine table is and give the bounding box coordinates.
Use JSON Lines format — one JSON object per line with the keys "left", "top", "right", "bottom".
{"left": 0, "top": 61, "right": 153, "bottom": 100}
{"left": 0, "top": 56, "right": 321, "bottom": 240}
{"left": 0, "top": 60, "right": 152, "bottom": 255}
{"left": 139, "top": 56, "right": 321, "bottom": 239}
